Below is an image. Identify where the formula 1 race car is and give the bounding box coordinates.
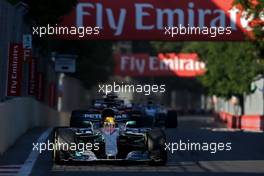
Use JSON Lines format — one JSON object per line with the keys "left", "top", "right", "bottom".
{"left": 139, "top": 99, "right": 178, "bottom": 128}
{"left": 91, "top": 94, "right": 178, "bottom": 128}
{"left": 52, "top": 107, "right": 167, "bottom": 165}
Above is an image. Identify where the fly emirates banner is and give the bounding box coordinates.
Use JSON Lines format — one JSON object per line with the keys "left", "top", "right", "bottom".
{"left": 114, "top": 53, "right": 206, "bottom": 77}
{"left": 59, "top": 0, "right": 263, "bottom": 40}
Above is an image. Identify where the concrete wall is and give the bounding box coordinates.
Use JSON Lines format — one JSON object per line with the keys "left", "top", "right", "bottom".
{"left": 170, "top": 90, "right": 206, "bottom": 110}
{"left": 60, "top": 76, "right": 91, "bottom": 111}
{"left": 0, "top": 97, "right": 70, "bottom": 154}
{"left": 244, "top": 78, "right": 264, "bottom": 115}
{"left": 0, "top": 0, "right": 14, "bottom": 101}
{"left": 214, "top": 78, "right": 264, "bottom": 116}
{"left": 214, "top": 97, "right": 242, "bottom": 116}
{"left": 0, "top": 74, "right": 94, "bottom": 155}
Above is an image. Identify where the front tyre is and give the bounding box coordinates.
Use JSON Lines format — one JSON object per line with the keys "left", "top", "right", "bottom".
{"left": 147, "top": 128, "right": 167, "bottom": 166}
{"left": 52, "top": 128, "right": 75, "bottom": 164}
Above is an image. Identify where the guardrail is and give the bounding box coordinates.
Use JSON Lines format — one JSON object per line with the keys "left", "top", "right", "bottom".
{"left": 215, "top": 111, "right": 264, "bottom": 131}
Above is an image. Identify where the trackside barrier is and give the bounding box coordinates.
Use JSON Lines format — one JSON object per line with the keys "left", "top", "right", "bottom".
{"left": 219, "top": 112, "right": 228, "bottom": 122}
{"left": 0, "top": 97, "right": 70, "bottom": 154}
{"left": 240, "top": 115, "right": 264, "bottom": 131}
{"left": 226, "top": 114, "right": 240, "bottom": 129}
{"left": 218, "top": 112, "right": 237, "bottom": 128}
{"left": 236, "top": 116, "right": 242, "bottom": 129}
{"left": 216, "top": 112, "right": 264, "bottom": 131}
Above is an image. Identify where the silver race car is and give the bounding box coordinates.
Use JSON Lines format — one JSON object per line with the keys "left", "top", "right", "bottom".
{"left": 53, "top": 108, "right": 167, "bottom": 165}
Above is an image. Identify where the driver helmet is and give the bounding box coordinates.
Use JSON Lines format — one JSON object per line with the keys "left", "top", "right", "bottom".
{"left": 103, "top": 116, "right": 116, "bottom": 133}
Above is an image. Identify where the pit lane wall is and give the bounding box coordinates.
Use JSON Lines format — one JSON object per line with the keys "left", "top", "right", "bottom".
{"left": 0, "top": 97, "right": 70, "bottom": 154}
{"left": 214, "top": 77, "right": 264, "bottom": 131}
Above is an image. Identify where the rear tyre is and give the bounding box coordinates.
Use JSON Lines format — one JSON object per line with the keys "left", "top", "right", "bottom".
{"left": 165, "top": 110, "right": 178, "bottom": 128}
{"left": 147, "top": 128, "right": 167, "bottom": 166}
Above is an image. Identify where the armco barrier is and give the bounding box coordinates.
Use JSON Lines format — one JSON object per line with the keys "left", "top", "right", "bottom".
{"left": 226, "top": 113, "right": 237, "bottom": 129}
{"left": 217, "top": 112, "right": 240, "bottom": 129}
{"left": 236, "top": 115, "right": 241, "bottom": 129}
{"left": 217, "top": 111, "right": 264, "bottom": 131}
{"left": 240, "top": 115, "right": 264, "bottom": 131}
{"left": 219, "top": 112, "right": 228, "bottom": 122}
{"left": 0, "top": 97, "right": 70, "bottom": 154}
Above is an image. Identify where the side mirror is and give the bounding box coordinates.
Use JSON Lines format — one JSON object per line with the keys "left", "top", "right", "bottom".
{"left": 126, "top": 121, "right": 136, "bottom": 125}
{"left": 125, "top": 121, "right": 136, "bottom": 130}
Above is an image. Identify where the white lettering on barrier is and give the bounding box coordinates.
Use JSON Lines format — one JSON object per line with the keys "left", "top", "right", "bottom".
{"left": 75, "top": 2, "right": 264, "bottom": 36}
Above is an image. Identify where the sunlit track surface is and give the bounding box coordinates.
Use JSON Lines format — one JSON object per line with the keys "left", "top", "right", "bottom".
{"left": 52, "top": 162, "right": 207, "bottom": 172}
{"left": 52, "top": 160, "right": 264, "bottom": 173}
{"left": 29, "top": 115, "right": 264, "bottom": 175}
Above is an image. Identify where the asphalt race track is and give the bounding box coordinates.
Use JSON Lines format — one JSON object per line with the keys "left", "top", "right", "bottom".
{"left": 1, "top": 115, "right": 264, "bottom": 176}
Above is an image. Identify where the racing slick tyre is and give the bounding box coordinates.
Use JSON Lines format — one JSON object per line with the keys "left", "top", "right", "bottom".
{"left": 52, "top": 128, "right": 75, "bottom": 164}
{"left": 165, "top": 110, "right": 178, "bottom": 128}
{"left": 147, "top": 128, "right": 167, "bottom": 166}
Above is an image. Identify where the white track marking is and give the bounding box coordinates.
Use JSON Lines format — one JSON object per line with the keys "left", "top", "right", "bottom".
{"left": 0, "top": 165, "right": 22, "bottom": 176}
{"left": 17, "top": 128, "right": 53, "bottom": 176}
